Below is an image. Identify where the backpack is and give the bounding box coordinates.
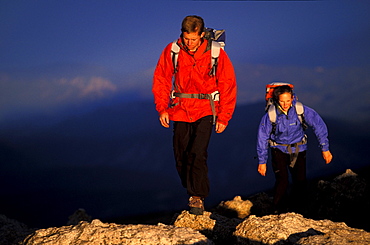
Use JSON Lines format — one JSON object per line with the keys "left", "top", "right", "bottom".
{"left": 171, "top": 28, "right": 225, "bottom": 76}
{"left": 265, "top": 82, "right": 307, "bottom": 134}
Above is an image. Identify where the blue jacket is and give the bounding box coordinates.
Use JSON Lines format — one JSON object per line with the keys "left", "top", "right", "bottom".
{"left": 257, "top": 101, "right": 330, "bottom": 165}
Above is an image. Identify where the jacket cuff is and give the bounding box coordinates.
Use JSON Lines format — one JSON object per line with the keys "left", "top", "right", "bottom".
{"left": 320, "top": 143, "right": 329, "bottom": 152}
{"left": 216, "top": 118, "right": 228, "bottom": 126}
{"left": 158, "top": 109, "right": 167, "bottom": 115}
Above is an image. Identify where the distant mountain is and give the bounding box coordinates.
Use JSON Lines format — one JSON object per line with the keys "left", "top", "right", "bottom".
{"left": 0, "top": 100, "right": 368, "bottom": 228}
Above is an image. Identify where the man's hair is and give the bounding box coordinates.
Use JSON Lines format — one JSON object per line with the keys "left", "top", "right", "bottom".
{"left": 181, "top": 15, "right": 205, "bottom": 35}
{"left": 273, "top": 85, "right": 293, "bottom": 101}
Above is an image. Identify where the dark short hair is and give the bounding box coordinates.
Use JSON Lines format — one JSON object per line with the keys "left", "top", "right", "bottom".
{"left": 273, "top": 85, "right": 293, "bottom": 101}
{"left": 181, "top": 15, "right": 205, "bottom": 35}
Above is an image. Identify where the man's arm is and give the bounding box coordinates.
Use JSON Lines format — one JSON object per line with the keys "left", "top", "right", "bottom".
{"left": 152, "top": 43, "right": 174, "bottom": 127}
{"left": 215, "top": 49, "right": 237, "bottom": 127}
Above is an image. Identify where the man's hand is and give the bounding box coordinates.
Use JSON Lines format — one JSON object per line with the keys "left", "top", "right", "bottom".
{"left": 322, "top": 150, "right": 333, "bottom": 164}
{"left": 215, "top": 122, "right": 227, "bottom": 133}
{"left": 159, "top": 112, "right": 170, "bottom": 128}
{"left": 258, "top": 163, "right": 267, "bottom": 176}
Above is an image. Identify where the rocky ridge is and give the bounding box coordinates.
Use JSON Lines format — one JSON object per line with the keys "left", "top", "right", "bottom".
{"left": 1, "top": 169, "right": 369, "bottom": 245}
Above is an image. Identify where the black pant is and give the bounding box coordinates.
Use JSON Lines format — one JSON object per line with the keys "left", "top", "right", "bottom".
{"left": 271, "top": 148, "right": 307, "bottom": 212}
{"left": 173, "top": 115, "right": 213, "bottom": 198}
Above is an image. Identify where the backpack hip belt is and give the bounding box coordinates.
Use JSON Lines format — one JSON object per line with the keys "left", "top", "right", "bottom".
{"left": 269, "top": 135, "right": 307, "bottom": 168}
{"left": 171, "top": 90, "right": 220, "bottom": 125}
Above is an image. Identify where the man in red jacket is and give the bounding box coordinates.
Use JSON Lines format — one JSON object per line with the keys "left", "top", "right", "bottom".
{"left": 152, "top": 15, "right": 237, "bottom": 215}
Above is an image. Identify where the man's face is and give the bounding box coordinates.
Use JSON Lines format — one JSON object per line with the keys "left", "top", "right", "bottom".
{"left": 182, "top": 32, "right": 204, "bottom": 51}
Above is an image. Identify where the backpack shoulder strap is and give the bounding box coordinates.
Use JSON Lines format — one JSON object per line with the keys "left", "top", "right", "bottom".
{"left": 295, "top": 101, "right": 304, "bottom": 124}
{"left": 209, "top": 41, "right": 221, "bottom": 76}
{"left": 295, "top": 101, "right": 308, "bottom": 130}
{"left": 267, "top": 104, "right": 277, "bottom": 136}
{"left": 267, "top": 104, "right": 277, "bottom": 124}
{"left": 211, "top": 41, "right": 221, "bottom": 58}
{"left": 171, "top": 41, "right": 180, "bottom": 74}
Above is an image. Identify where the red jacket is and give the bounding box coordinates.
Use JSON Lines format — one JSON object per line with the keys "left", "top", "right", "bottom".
{"left": 152, "top": 38, "right": 237, "bottom": 126}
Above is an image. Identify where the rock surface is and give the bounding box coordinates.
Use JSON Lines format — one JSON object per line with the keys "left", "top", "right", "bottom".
{"left": 173, "top": 210, "right": 370, "bottom": 245}
{"left": 24, "top": 219, "right": 213, "bottom": 245}
{"left": 235, "top": 212, "right": 370, "bottom": 245}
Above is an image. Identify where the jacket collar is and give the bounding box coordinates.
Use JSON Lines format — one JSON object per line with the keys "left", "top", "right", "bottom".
{"left": 177, "top": 38, "right": 208, "bottom": 58}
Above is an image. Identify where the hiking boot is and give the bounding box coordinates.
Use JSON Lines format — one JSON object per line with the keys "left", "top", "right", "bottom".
{"left": 188, "top": 196, "right": 204, "bottom": 215}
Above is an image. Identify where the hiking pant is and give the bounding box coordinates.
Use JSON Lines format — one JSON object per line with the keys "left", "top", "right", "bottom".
{"left": 271, "top": 148, "right": 307, "bottom": 212}
{"left": 173, "top": 115, "right": 213, "bottom": 198}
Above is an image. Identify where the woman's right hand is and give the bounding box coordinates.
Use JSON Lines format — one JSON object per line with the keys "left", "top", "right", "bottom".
{"left": 258, "top": 163, "right": 267, "bottom": 176}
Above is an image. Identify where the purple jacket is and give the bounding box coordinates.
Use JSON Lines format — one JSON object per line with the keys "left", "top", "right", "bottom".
{"left": 257, "top": 101, "right": 330, "bottom": 165}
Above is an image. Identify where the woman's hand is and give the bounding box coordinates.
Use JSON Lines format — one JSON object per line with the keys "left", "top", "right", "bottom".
{"left": 322, "top": 150, "right": 333, "bottom": 164}
{"left": 258, "top": 163, "right": 267, "bottom": 176}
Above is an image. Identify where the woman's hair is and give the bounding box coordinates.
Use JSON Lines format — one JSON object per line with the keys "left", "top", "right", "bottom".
{"left": 181, "top": 15, "right": 205, "bottom": 35}
{"left": 273, "top": 85, "right": 293, "bottom": 101}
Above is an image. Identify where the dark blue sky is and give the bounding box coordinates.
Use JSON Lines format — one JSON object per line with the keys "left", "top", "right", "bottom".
{"left": 1, "top": 0, "right": 370, "bottom": 123}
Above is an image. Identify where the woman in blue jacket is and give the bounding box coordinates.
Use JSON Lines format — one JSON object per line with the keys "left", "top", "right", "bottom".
{"left": 257, "top": 85, "right": 333, "bottom": 213}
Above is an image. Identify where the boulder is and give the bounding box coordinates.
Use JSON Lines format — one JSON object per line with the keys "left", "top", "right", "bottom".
{"left": 214, "top": 196, "right": 253, "bottom": 219}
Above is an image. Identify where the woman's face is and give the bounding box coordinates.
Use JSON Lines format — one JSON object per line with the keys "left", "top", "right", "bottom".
{"left": 278, "top": 92, "right": 293, "bottom": 113}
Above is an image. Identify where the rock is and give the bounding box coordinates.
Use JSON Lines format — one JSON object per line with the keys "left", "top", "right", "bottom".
{"left": 23, "top": 219, "right": 213, "bottom": 245}
{"left": 0, "top": 214, "right": 36, "bottom": 245}
{"left": 310, "top": 168, "right": 370, "bottom": 230}
{"left": 214, "top": 196, "right": 253, "bottom": 218}
{"left": 173, "top": 210, "right": 242, "bottom": 243}
{"left": 174, "top": 211, "right": 217, "bottom": 234}
{"left": 246, "top": 192, "right": 274, "bottom": 216}
{"left": 67, "top": 208, "right": 92, "bottom": 225}
{"left": 234, "top": 212, "right": 370, "bottom": 245}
